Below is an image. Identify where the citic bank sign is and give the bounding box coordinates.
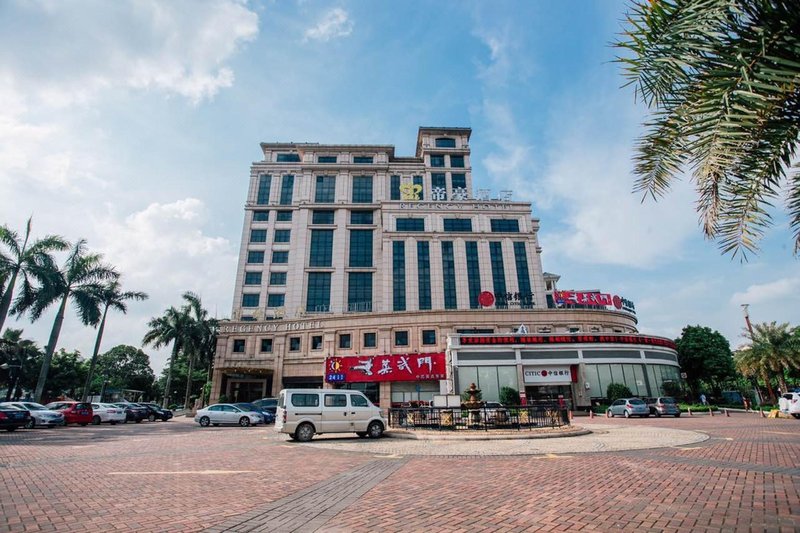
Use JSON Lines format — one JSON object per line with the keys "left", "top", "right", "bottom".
{"left": 555, "top": 290, "right": 635, "bottom": 314}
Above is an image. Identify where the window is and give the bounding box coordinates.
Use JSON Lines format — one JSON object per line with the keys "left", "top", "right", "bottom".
{"left": 352, "top": 176, "right": 373, "bottom": 203}
{"left": 315, "top": 176, "right": 336, "bottom": 203}
{"left": 269, "top": 272, "right": 286, "bottom": 285}
{"left": 253, "top": 210, "right": 269, "bottom": 222}
{"left": 430, "top": 154, "right": 445, "bottom": 167}
{"left": 312, "top": 210, "right": 335, "bottom": 225}
{"left": 450, "top": 155, "right": 465, "bottom": 168}
{"left": 256, "top": 175, "right": 271, "bottom": 205}
{"left": 390, "top": 175, "right": 401, "bottom": 200}
{"left": 250, "top": 229, "right": 267, "bottom": 243}
{"left": 241, "top": 293, "right": 259, "bottom": 307}
{"left": 324, "top": 394, "right": 347, "bottom": 407}
{"left": 274, "top": 229, "right": 290, "bottom": 243}
{"left": 267, "top": 294, "right": 285, "bottom": 307}
{"left": 394, "top": 331, "right": 409, "bottom": 346}
{"left": 349, "top": 230, "right": 373, "bottom": 267}
{"left": 244, "top": 272, "right": 262, "bottom": 285}
{"left": 435, "top": 137, "right": 456, "bottom": 148}
{"left": 306, "top": 272, "right": 331, "bottom": 312}
{"left": 353, "top": 156, "right": 373, "bottom": 164}
{"left": 247, "top": 251, "right": 264, "bottom": 264}
{"left": 451, "top": 173, "right": 466, "bottom": 189}
{"left": 491, "top": 219, "right": 520, "bottom": 232}
{"left": 318, "top": 155, "right": 337, "bottom": 163}
{"left": 443, "top": 218, "right": 472, "bottom": 232}
{"left": 417, "top": 241, "right": 431, "bottom": 310}
{"left": 422, "top": 330, "right": 436, "bottom": 345}
{"left": 441, "top": 241, "right": 457, "bottom": 309}
{"left": 276, "top": 210, "right": 292, "bottom": 222}
{"left": 514, "top": 242, "right": 533, "bottom": 307}
{"left": 347, "top": 272, "right": 372, "bottom": 312}
{"left": 466, "top": 241, "right": 481, "bottom": 309}
{"left": 233, "top": 339, "right": 245, "bottom": 353}
{"left": 276, "top": 153, "right": 300, "bottom": 162}
{"left": 392, "top": 241, "right": 405, "bottom": 312}
{"left": 431, "top": 172, "right": 446, "bottom": 199}
{"left": 241, "top": 316, "right": 256, "bottom": 322}
{"left": 490, "top": 241, "right": 507, "bottom": 309}
{"left": 279, "top": 175, "right": 294, "bottom": 205}
{"left": 350, "top": 210, "right": 373, "bottom": 225}
{"left": 309, "top": 230, "right": 334, "bottom": 267}
{"left": 413, "top": 175, "right": 424, "bottom": 200}
{"left": 351, "top": 394, "right": 368, "bottom": 407}
{"left": 260, "top": 338, "right": 273, "bottom": 353}
{"left": 311, "top": 336, "right": 323, "bottom": 350}
{"left": 363, "top": 332, "right": 376, "bottom": 348}
{"left": 339, "top": 334, "right": 351, "bottom": 349}
{"left": 291, "top": 393, "right": 319, "bottom": 407}
{"left": 289, "top": 337, "right": 301, "bottom": 351}
{"left": 272, "top": 251, "right": 288, "bottom": 264}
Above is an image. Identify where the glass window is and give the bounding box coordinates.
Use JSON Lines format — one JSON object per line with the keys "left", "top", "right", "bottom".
{"left": 363, "top": 332, "right": 376, "bottom": 348}
{"left": 256, "top": 175, "right": 271, "bottom": 205}
{"left": 260, "top": 338, "right": 273, "bottom": 353}
{"left": 241, "top": 293, "right": 259, "bottom": 307}
{"left": 350, "top": 210, "right": 373, "bottom": 225}
{"left": 250, "top": 229, "right": 267, "bottom": 243}
{"left": 291, "top": 393, "right": 319, "bottom": 407}
{"left": 309, "top": 230, "right": 333, "bottom": 267}
{"left": 347, "top": 272, "right": 372, "bottom": 312}
{"left": 311, "top": 336, "right": 323, "bottom": 350}
{"left": 247, "top": 251, "right": 264, "bottom": 264}
{"left": 417, "top": 241, "right": 431, "bottom": 310}
{"left": 478, "top": 367, "right": 500, "bottom": 402}
{"left": 318, "top": 155, "right": 337, "bottom": 163}
{"left": 514, "top": 242, "right": 533, "bottom": 308}
{"left": 339, "top": 334, "right": 351, "bottom": 349}
{"left": 451, "top": 173, "right": 466, "bottom": 190}
{"left": 443, "top": 218, "right": 472, "bottom": 232}
{"left": 276, "top": 153, "right": 300, "bottom": 162}
{"left": 269, "top": 272, "right": 286, "bottom": 285}
{"left": 413, "top": 175, "right": 424, "bottom": 200}
{"left": 272, "top": 251, "right": 288, "bottom": 264}
{"left": 267, "top": 294, "right": 285, "bottom": 308}
{"left": 289, "top": 337, "right": 301, "bottom": 351}
{"left": 394, "top": 331, "right": 409, "bottom": 346}
{"left": 435, "top": 138, "right": 456, "bottom": 148}
{"left": 441, "top": 241, "right": 457, "bottom": 309}
{"left": 351, "top": 394, "right": 368, "bottom": 407}
{"left": 490, "top": 242, "right": 507, "bottom": 309}
{"left": 233, "top": 339, "right": 245, "bottom": 353}
{"left": 312, "top": 210, "right": 335, "bottom": 225}
{"left": 253, "top": 210, "right": 269, "bottom": 222}
{"left": 392, "top": 241, "right": 405, "bottom": 312}
{"left": 244, "top": 272, "right": 262, "bottom": 285}
{"left": 430, "top": 154, "right": 445, "bottom": 167}
{"left": 279, "top": 175, "right": 294, "bottom": 205}
{"left": 431, "top": 172, "right": 446, "bottom": 200}
{"left": 324, "top": 394, "right": 347, "bottom": 407}
{"left": 396, "top": 218, "right": 424, "bottom": 231}
{"left": 352, "top": 176, "right": 373, "bottom": 203}
{"left": 353, "top": 156, "right": 373, "bottom": 164}
{"left": 306, "top": 272, "right": 331, "bottom": 313}
{"left": 349, "top": 230, "right": 373, "bottom": 267}
{"left": 390, "top": 175, "right": 401, "bottom": 200}
{"left": 274, "top": 229, "right": 290, "bottom": 243}
{"left": 422, "top": 330, "right": 436, "bottom": 345}
{"left": 315, "top": 176, "right": 336, "bottom": 203}
{"left": 491, "top": 219, "right": 520, "bottom": 232}
{"left": 276, "top": 210, "right": 293, "bottom": 222}
{"left": 450, "top": 155, "right": 465, "bottom": 168}
{"left": 466, "top": 241, "right": 481, "bottom": 309}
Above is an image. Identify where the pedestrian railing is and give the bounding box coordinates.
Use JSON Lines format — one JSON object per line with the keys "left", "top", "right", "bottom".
{"left": 387, "top": 404, "right": 570, "bottom": 431}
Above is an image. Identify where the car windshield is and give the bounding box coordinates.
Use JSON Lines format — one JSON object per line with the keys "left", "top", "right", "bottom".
{"left": 628, "top": 399, "right": 645, "bottom": 405}
{"left": 235, "top": 403, "right": 257, "bottom": 412}
{"left": 661, "top": 397, "right": 676, "bottom": 404}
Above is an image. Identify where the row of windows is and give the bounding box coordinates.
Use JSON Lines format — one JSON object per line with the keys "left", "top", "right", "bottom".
{"left": 274, "top": 154, "right": 375, "bottom": 164}
{"left": 231, "top": 328, "right": 438, "bottom": 354}
{"left": 429, "top": 154, "right": 465, "bottom": 168}
{"left": 246, "top": 250, "right": 288, "bottom": 264}
{"left": 241, "top": 293, "right": 285, "bottom": 308}
{"left": 244, "top": 272, "right": 286, "bottom": 286}
{"left": 394, "top": 217, "right": 520, "bottom": 233}
{"left": 252, "top": 210, "right": 293, "bottom": 222}
{"left": 250, "top": 229, "right": 290, "bottom": 243}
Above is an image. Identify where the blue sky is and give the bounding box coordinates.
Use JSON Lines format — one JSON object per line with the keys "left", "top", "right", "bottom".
{"left": 1, "top": 0, "right": 797, "bottom": 373}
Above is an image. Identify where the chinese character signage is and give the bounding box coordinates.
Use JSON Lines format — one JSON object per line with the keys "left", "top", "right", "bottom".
{"left": 325, "top": 353, "right": 446, "bottom": 383}
{"left": 554, "top": 290, "right": 636, "bottom": 314}
{"left": 523, "top": 366, "right": 576, "bottom": 384}
{"left": 459, "top": 335, "right": 676, "bottom": 350}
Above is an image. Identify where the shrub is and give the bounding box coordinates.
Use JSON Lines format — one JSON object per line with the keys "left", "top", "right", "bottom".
{"left": 499, "top": 386, "right": 519, "bottom": 406}
{"left": 607, "top": 383, "right": 633, "bottom": 401}
{"left": 218, "top": 394, "right": 229, "bottom": 403}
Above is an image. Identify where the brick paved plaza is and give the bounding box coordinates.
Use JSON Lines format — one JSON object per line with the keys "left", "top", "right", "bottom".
{"left": 1, "top": 412, "right": 798, "bottom": 532}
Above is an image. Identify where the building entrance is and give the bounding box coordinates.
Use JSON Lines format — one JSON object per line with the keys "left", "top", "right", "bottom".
{"left": 525, "top": 384, "right": 573, "bottom": 410}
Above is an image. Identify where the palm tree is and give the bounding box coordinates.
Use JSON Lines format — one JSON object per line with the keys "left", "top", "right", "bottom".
{"left": 180, "top": 292, "right": 217, "bottom": 410}
{"left": 616, "top": 1, "right": 800, "bottom": 257}
{"left": 0, "top": 218, "right": 69, "bottom": 332}
{"left": 143, "top": 305, "right": 190, "bottom": 408}
{"left": 1, "top": 328, "right": 42, "bottom": 401}
{"left": 734, "top": 345, "right": 776, "bottom": 404}
{"left": 746, "top": 322, "right": 800, "bottom": 394}
{"left": 80, "top": 280, "right": 148, "bottom": 402}
{"left": 13, "top": 240, "right": 117, "bottom": 403}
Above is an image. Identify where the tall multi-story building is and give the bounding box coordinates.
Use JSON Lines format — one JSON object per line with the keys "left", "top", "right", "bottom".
{"left": 211, "top": 127, "right": 680, "bottom": 409}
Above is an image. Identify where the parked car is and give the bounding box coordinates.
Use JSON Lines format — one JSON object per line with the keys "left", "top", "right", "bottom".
{"left": 252, "top": 397, "right": 279, "bottom": 416}
{"left": 236, "top": 402, "right": 275, "bottom": 424}
{"left": 113, "top": 402, "right": 148, "bottom": 423}
{"left": 44, "top": 401, "right": 93, "bottom": 426}
{"left": 778, "top": 392, "right": 800, "bottom": 419}
{"left": 483, "top": 401, "right": 509, "bottom": 423}
{"left": 0, "top": 402, "right": 64, "bottom": 428}
{"left": 195, "top": 403, "right": 263, "bottom": 427}
{"left": 606, "top": 398, "right": 650, "bottom": 418}
{"left": 139, "top": 403, "right": 173, "bottom": 422}
{"left": 90, "top": 403, "right": 126, "bottom": 425}
{"left": 0, "top": 404, "right": 31, "bottom": 431}
{"left": 645, "top": 397, "right": 681, "bottom": 417}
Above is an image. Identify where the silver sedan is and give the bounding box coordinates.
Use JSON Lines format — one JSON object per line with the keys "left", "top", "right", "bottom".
{"left": 0, "top": 401, "right": 64, "bottom": 428}
{"left": 195, "top": 403, "right": 263, "bottom": 427}
{"left": 607, "top": 398, "right": 650, "bottom": 418}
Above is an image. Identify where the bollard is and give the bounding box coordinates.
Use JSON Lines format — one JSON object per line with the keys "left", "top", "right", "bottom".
{"left": 725, "top": 408, "right": 730, "bottom": 417}
{"left": 568, "top": 410, "right": 574, "bottom": 420}
{"left": 688, "top": 407, "right": 692, "bottom": 416}
{"left": 760, "top": 408, "right": 765, "bottom": 418}
{"left": 709, "top": 406, "right": 714, "bottom": 417}
{"left": 589, "top": 410, "right": 595, "bottom": 419}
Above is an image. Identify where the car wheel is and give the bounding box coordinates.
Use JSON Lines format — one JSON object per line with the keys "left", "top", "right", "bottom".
{"left": 792, "top": 413, "right": 800, "bottom": 419}
{"left": 606, "top": 410, "right": 613, "bottom": 418}
{"left": 135, "top": 419, "right": 142, "bottom": 423}
{"left": 123, "top": 419, "right": 128, "bottom": 424}
{"left": 148, "top": 414, "right": 156, "bottom": 422}
{"left": 643, "top": 414, "right": 649, "bottom": 418}
{"left": 79, "top": 423, "right": 88, "bottom": 426}
{"left": 239, "top": 417, "right": 251, "bottom": 427}
{"left": 92, "top": 415, "right": 101, "bottom": 425}
{"left": 675, "top": 413, "right": 681, "bottom": 418}
{"left": 199, "top": 416, "right": 210, "bottom": 427}
{"left": 624, "top": 410, "right": 630, "bottom": 418}
{"left": 367, "top": 421, "right": 384, "bottom": 439}
{"left": 356, "top": 432, "right": 368, "bottom": 438}
{"left": 25, "top": 419, "right": 35, "bottom": 429}
{"left": 288, "top": 433, "right": 297, "bottom": 441}
{"left": 655, "top": 411, "right": 661, "bottom": 418}
{"left": 295, "top": 422, "right": 315, "bottom": 442}
{"left": 110, "top": 421, "right": 117, "bottom": 425}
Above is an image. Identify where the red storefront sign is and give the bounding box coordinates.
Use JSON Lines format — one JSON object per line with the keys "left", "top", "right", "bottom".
{"left": 459, "top": 334, "right": 676, "bottom": 350}
{"left": 325, "top": 353, "right": 446, "bottom": 383}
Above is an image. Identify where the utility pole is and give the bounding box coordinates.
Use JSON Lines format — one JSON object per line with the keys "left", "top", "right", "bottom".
{"left": 741, "top": 304, "right": 765, "bottom": 405}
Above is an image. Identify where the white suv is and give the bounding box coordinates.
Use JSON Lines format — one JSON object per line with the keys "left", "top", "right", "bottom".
{"left": 778, "top": 392, "right": 800, "bottom": 419}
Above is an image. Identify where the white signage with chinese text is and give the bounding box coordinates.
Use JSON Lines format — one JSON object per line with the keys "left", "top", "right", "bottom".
{"left": 523, "top": 366, "right": 572, "bottom": 384}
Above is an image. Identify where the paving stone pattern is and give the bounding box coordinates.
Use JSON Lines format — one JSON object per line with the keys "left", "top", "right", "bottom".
{"left": 0, "top": 412, "right": 798, "bottom": 532}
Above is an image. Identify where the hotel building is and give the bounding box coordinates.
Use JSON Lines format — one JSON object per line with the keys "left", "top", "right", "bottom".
{"left": 210, "top": 127, "right": 680, "bottom": 410}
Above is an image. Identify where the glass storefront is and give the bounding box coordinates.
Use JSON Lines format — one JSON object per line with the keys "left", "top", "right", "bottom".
{"left": 390, "top": 381, "right": 439, "bottom": 406}
{"left": 456, "top": 366, "right": 517, "bottom": 402}
{"left": 587, "top": 363, "right": 679, "bottom": 399}
{"left": 336, "top": 382, "right": 379, "bottom": 405}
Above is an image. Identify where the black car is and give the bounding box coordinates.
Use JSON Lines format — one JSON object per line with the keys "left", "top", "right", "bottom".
{"left": 113, "top": 403, "right": 148, "bottom": 423}
{"left": 139, "top": 403, "right": 173, "bottom": 422}
{"left": 0, "top": 404, "right": 31, "bottom": 432}
{"left": 235, "top": 402, "right": 275, "bottom": 424}
{"left": 251, "top": 398, "right": 278, "bottom": 416}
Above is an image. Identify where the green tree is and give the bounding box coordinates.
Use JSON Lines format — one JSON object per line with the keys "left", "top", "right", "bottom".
{"left": 0, "top": 218, "right": 68, "bottom": 332}
{"left": 81, "top": 280, "right": 148, "bottom": 401}
{"left": 13, "top": 240, "right": 117, "bottom": 403}
{"left": 42, "top": 348, "right": 88, "bottom": 401}
{"left": 90, "top": 345, "right": 156, "bottom": 400}
{"left": 736, "top": 321, "right": 800, "bottom": 399}
{"left": 607, "top": 383, "right": 633, "bottom": 401}
{"left": 499, "top": 386, "right": 519, "bottom": 406}
{"left": 180, "top": 292, "right": 217, "bottom": 409}
{"left": 143, "top": 305, "right": 190, "bottom": 407}
{"left": 0, "top": 328, "right": 42, "bottom": 400}
{"left": 675, "top": 325, "right": 736, "bottom": 398}
{"left": 616, "top": 0, "right": 800, "bottom": 257}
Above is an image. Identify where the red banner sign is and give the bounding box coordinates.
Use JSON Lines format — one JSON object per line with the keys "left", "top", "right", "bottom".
{"left": 459, "top": 335, "right": 676, "bottom": 350}
{"left": 325, "top": 353, "right": 446, "bottom": 383}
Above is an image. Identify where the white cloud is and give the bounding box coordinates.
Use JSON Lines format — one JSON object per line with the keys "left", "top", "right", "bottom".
{"left": 303, "top": 8, "right": 353, "bottom": 42}
{"left": 730, "top": 277, "right": 800, "bottom": 306}
{"left": 480, "top": 100, "right": 536, "bottom": 201}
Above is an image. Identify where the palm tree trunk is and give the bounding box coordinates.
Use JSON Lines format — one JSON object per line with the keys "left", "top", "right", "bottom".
{"left": 0, "top": 269, "right": 19, "bottom": 333}
{"left": 183, "top": 351, "right": 195, "bottom": 409}
{"left": 163, "top": 341, "right": 179, "bottom": 408}
{"left": 34, "top": 292, "right": 69, "bottom": 403}
{"left": 762, "top": 369, "right": 776, "bottom": 404}
{"left": 777, "top": 370, "right": 788, "bottom": 395}
{"left": 81, "top": 304, "right": 109, "bottom": 402}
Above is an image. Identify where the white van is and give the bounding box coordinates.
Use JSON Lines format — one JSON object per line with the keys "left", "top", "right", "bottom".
{"left": 275, "top": 389, "right": 387, "bottom": 442}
